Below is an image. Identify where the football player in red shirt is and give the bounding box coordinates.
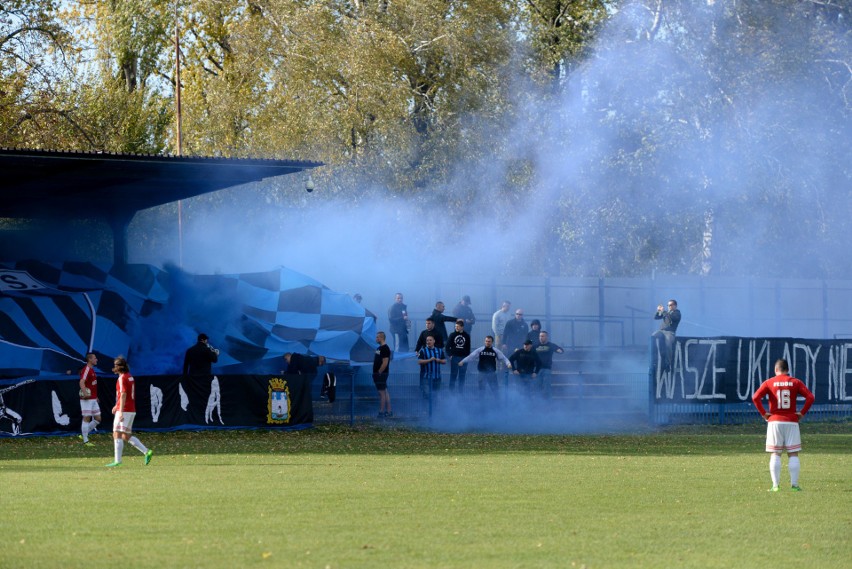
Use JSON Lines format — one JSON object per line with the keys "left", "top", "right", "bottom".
{"left": 106, "top": 357, "right": 153, "bottom": 468}
{"left": 78, "top": 353, "right": 101, "bottom": 446}
{"left": 752, "top": 358, "right": 815, "bottom": 492}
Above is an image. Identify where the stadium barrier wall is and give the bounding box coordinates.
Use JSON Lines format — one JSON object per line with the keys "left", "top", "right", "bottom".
{"left": 0, "top": 374, "right": 312, "bottom": 437}
{"left": 5, "top": 333, "right": 852, "bottom": 435}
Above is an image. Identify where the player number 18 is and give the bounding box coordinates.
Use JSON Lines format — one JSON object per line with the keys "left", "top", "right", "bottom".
{"left": 776, "top": 389, "right": 791, "bottom": 409}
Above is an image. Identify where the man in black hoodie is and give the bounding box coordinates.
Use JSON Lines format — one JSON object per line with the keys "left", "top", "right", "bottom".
{"left": 446, "top": 320, "right": 472, "bottom": 393}
{"left": 527, "top": 319, "right": 542, "bottom": 344}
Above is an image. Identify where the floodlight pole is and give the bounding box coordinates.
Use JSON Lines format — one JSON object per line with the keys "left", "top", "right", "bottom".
{"left": 175, "top": 1, "right": 184, "bottom": 268}
{"left": 175, "top": 2, "right": 182, "bottom": 157}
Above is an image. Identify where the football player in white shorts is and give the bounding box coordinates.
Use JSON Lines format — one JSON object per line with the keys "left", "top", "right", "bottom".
{"left": 105, "top": 357, "right": 153, "bottom": 468}
{"left": 752, "top": 358, "right": 815, "bottom": 492}
{"left": 78, "top": 353, "right": 101, "bottom": 445}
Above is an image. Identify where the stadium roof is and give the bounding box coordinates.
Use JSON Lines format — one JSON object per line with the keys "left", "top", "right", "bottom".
{"left": 0, "top": 147, "right": 321, "bottom": 263}
{"left": 0, "top": 147, "right": 321, "bottom": 219}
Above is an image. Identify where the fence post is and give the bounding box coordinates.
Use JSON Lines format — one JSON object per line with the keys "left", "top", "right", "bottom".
{"left": 648, "top": 336, "right": 656, "bottom": 425}
{"left": 545, "top": 276, "right": 552, "bottom": 335}
{"left": 775, "top": 281, "right": 782, "bottom": 337}
{"left": 578, "top": 370, "right": 584, "bottom": 400}
{"left": 428, "top": 377, "right": 433, "bottom": 420}
{"left": 349, "top": 368, "right": 356, "bottom": 427}
{"left": 598, "top": 278, "right": 606, "bottom": 348}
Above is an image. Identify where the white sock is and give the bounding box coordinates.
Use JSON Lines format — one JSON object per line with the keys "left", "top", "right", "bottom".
{"left": 114, "top": 438, "right": 124, "bottom": 463}
{"left": 769, "top": 454, "right": 781, "bottom": 487}
{"left": 81, "top": 421, "right": 90, "bottom": 442}
{"left": 129, "top": 436, "right": 148, "bottom": 454}
{"left": 89, "top": 419, "right": 99, "bottom": 432}
{"left": 789, "top": 456, "right": 801, "bottom": 486}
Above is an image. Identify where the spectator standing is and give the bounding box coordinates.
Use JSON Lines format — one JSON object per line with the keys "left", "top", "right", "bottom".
{"left": 752, "top": 358, "right": 815, "bottom": 492}
{"left": 105, "top": 356, "right": 153, "bottom": 468}
{"left": 446, "top": 320, "right": 472, "bottom": 393}
{"left": 502, "top": 309, "right": 530, "bottom": 353}
{"left": 415, "top": 318, "right": 443, "bottom": 393}
{"left": 429, "top": 301, "right": 457, "bottom": 347}
{"left": 452, "top": 295, "right": 476, "bottom": 337}
{"left": 491, "top": 300, "right": 512, "bottom": 351}
{"left": 527, "top": 319, "right": 542, "bottom": 344}
{"left": 354, "top": 293, "right": 377, "bottom": 324}
{"left": 460, "top": 335, "right": 511, "bottom": 395}
{"left": 417, "top": 335, "right": 446, "bottom": 397}
{"left": 388, "top": 293, "right": 410, "bottom": 352}
{"left": 284, "top": 353, "right": 327, "bottom": 400}
{"left": 183, "top": 333, "right": 220, "bottom": 417}
{"left": 415, "top": 318, "right": 444, "bottom": 351}
{"left": 509, "top": 340, "right": 541, "bottom": 395}
{"left": 652, "top": 299, "right": 681, "bottom": 371}
{"left": 284, "top": 353, "right": 326, "bottom": 376}
{"left": 183, "top": 333, "right": 219, "bottom": 380}
{"left": 534, "top": 331, "right": 564, "bottom": 399}
{"left": 78, "top": 352, "right": 101, "bottom": 446}
{"left": 373, "top": 332, "right": 392, "bottom": 418}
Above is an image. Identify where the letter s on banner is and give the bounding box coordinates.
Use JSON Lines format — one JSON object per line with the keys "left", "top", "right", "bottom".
{"left": 0, "top": 271, "right": 47, "bottom": 292}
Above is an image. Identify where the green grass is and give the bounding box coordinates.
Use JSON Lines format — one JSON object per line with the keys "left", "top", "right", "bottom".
{"left": 1, "top": 424, "right": 850, "bottom": 569}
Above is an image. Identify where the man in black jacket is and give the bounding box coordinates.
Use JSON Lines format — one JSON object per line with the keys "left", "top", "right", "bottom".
{"left": 452, "top": 295, "right": 476, "bottom": 338}
{"left": 653, "top": 299, "right": 681, "bottom": 371}
{"left": 183, "top": 333, "right": 220, "bottom": 420}
{"left": 284, "top": 353, "right": 326, "bottom": 376}
{"left": 284, "top": 353, "right": 327, "bottom": 400}
{"left": 502, "top": 309, "right": 529, "bottom": 353}
{"left": 509, "top": 340, "right": 541, "bottom": 395}
{"left": 387, "top": 293, "right": 410, "bottom": 352}
{"left": 415, "top": 318, "right": 443, "bottom": 351}
{"left": 183, "top": 333, "right": 218, "bottom": 380}
{"left": 429, "top": 301, "right": 457, "bottom": 347}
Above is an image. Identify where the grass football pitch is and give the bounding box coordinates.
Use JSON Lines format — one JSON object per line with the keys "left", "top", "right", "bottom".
{"left": 1, "top": 423, "right": 849, "bottom": 569}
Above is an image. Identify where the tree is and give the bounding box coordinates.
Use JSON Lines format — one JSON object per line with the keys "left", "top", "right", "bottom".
{"left": 542, "top": 0, "right": 852, "bottom": 277}
{"left": 520, "top": 0, "right": 610, "bottom": 91}
{"left": 64, "top": 0, "right": 173, "bottom": 153}
{"left": 0, "top": 1, "right": 76, "bottom": 147}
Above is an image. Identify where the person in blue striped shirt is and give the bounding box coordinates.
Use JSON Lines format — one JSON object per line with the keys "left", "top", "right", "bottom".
{"left": 417, "top": 335, "right": 446, "bottom": 397}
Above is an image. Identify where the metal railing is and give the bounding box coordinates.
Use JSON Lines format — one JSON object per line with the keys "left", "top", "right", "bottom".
{"left": 313, "top": 366, "right": 852, "bottom": 429}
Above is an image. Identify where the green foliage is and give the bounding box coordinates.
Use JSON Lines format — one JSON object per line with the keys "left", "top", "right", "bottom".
{"left": 0, "top": 1, "right": 74, "bottom": 147}
{"left": 521, "top": 0, "right": 611, "bottom": 88}
{"left": 1, "top": 426, "right": 850, "bottom": 568}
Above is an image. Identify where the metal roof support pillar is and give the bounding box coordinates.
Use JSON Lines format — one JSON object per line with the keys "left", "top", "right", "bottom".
{"left": 109, "top": 213, "right": 134, "bottom": 265}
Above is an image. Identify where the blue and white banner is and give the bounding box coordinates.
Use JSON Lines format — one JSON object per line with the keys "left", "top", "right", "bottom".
{"left": 0, "top": 262, "right": 377, "bottom": 379}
